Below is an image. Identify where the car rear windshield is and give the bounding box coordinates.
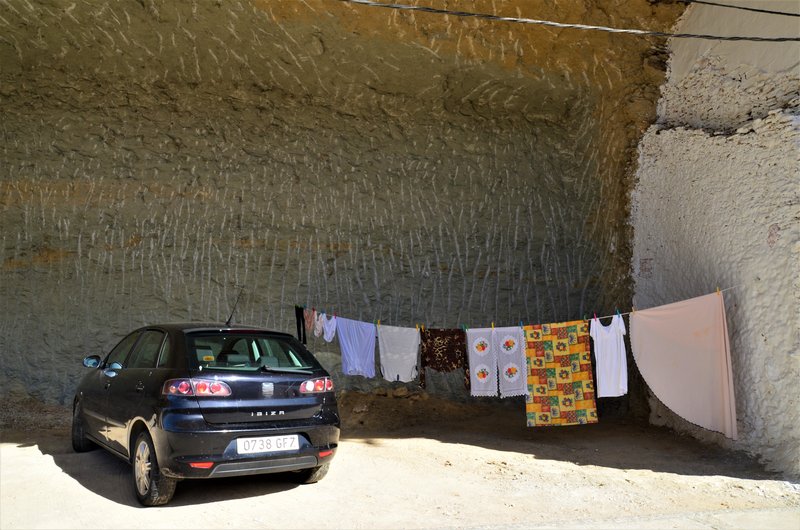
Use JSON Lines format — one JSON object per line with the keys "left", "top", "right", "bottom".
{"left": 186, "top": 332, "right": 322, "bottom": 372}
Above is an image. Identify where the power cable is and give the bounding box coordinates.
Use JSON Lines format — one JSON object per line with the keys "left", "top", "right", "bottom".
{"left": 682, "top": 0, "right": 800, "bottom": 17}
{"left": 335, "top": 0, "right": 800, "bottom": 42}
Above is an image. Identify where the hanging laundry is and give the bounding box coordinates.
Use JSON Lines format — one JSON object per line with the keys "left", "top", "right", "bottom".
{"left": 322, "top": 313, "right": 338, "bottom": 343}
{"left": 377, "top": 325, "right": 421, "bottom": 383}
{"left": 294, "top": 305, "right": 307, "bottom": 344}
{"left": 466, "top": 328, "right": 497, "bottom": 396}
{"left": 313, "top": 311, "right": 325, "bottom": 338}
{"left": 524, "top": 320, "right": 598, "bottom": 427}
{"left": 336, "top": 317, "right": 377, "bottom": 378}
{"left": 303, "top": 308, "right": 316, "bottom": 335}
{"left": 630, "top": 292, "right": 737, "bottom": 440}
{"left": 419, "top": 328, "right": 469, "bottom": 390}
{"left": 590, "top": 314, "right": 628, "bottom": 398}
{"left": 494, "top": 326, "right": 527, "bottom": 398}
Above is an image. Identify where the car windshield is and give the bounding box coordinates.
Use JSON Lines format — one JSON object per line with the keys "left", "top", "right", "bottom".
{"left": 186, "top": 332, "right": 321, "bottom": 372}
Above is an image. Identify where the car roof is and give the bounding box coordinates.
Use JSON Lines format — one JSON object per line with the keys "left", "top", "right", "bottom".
{"left": 141, "top": 322, "right": 294, "bottom": 338}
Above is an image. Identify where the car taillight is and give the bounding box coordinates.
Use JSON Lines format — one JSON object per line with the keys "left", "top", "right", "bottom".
{"left": 163, "top": 378, "right": 232, "bottom": 397}
{"left": 299, "top": 377, "right": 334, "bottom": 394}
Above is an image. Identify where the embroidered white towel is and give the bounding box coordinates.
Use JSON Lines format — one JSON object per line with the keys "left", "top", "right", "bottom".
{"left": 495, "top": 326, "right": 527, "bottom": 398}
{"left": 466, "top": 327, "right": 497, "bottom": 397}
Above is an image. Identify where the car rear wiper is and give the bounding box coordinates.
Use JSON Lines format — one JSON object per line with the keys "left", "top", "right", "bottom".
{"left": 259, "top": 365, "right": 313, "bottom": 375}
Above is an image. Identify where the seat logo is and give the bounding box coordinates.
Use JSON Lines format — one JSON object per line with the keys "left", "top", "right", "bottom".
{"left": 261, "top": 382, "right": 274, "bottom": 397}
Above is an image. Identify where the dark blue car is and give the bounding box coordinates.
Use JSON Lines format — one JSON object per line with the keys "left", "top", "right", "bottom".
{"left": 71, "top": 323, "right": 340, "bottom": 506}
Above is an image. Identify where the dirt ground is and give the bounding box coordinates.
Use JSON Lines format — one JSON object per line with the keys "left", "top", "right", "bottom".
{"left": 1, "top": 390, "right": 798, "bottom": 529}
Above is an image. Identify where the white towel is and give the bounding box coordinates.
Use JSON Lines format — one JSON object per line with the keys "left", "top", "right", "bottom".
{"left": 337, "top": 317, "right": 376, "bottom": 378}
{"left": 466, "top": 328, "right": 497, "bottom": 397}
{"left": 631, "top": 292, "right": 737, "bottom": 440}
{"left": 377, "top": 325, "right": 420, "bottom": 382}
{"left": 322, "top": 314, "right": 337, "bottom": 343}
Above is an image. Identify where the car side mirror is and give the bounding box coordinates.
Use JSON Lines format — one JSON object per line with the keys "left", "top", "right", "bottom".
{"left": 103, "top": 361, "right": 123, "bottom": 378}
{"left": 83, "top": 355, "right": 101, "bottom": 368}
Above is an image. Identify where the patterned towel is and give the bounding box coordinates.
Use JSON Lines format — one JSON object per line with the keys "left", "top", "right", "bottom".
{"left": 304, "top": 308, "right": 316, "bottom": 334}
{"left": 495, "top": 326, "right": 527, "bottom": 398}
{"left": 524, "top": 320, "right": 598, "bottom": 427}
{"left": 419, "top": 328, "right": 469, "bottom": 390}
{"left": 466, "top": 328, "right": 497, "bottom": 396}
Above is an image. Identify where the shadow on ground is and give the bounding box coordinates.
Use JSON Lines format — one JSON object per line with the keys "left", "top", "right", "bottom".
{"left": 337, "top": 391, "right": 789, "bottom": 482}
{"left": 0, "top": 389, "right": 790, "bottom": 510}
{"left": 0, "top": 428, "right": 300, "bottom": 507}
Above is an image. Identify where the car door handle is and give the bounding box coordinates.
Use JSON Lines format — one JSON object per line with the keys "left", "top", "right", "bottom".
{"left": 135, "top": 382, "right": 145, "bottom": 392}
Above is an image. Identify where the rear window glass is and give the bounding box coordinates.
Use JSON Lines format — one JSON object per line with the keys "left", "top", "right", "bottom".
{"left": 186, "top": 332, "right": 322, "bottom": 372}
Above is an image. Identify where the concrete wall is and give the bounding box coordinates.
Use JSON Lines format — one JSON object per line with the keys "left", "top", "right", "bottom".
{"left": 0, "top": 1, "right": 683, "bottom": 404}
{"left": 632, "top": 2, "right": 799, "bottom": 475}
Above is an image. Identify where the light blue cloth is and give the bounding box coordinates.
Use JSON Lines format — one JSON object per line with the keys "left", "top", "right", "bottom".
{"left": 337, "top": 317, "right": 377, "bottom": 378}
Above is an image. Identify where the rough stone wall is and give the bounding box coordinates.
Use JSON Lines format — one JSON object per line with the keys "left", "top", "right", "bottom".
{"left": 0, "top": 1, "right": 683, "bottom": 403}
{"left": 632, "top": 2, "right": 800, "bottom": 475}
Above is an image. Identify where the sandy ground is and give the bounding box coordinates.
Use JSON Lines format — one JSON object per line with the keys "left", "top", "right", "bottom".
{"left": 1, "top": 391, "right": 798, "bottom": 530}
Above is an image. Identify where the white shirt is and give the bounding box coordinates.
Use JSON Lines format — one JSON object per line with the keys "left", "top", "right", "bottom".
{"left": 590, "top": 314, "right": 628, "bottom": 398}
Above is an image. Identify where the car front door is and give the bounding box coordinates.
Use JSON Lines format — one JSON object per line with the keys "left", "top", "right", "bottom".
{"left": 80, "top": 331, "right": 141, "bottom": 445}
{"left": 104, "top": 329, "right": 166, "bottom": 456}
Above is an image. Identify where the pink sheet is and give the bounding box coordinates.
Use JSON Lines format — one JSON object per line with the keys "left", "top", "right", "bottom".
{"left": 630, "top": 292, "right": 737, "bottom": 440}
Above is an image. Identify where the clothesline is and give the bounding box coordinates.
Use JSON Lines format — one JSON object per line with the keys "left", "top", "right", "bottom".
{"left": 298, "top": 284, "right": 742, "bottom": 331}
{"left": 591, "top": 284, "right": 743, "bottom": 321}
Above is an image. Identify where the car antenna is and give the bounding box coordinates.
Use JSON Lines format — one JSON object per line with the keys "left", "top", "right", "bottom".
{"left": 225, "top": 286, "right": 245, "bottom": 326}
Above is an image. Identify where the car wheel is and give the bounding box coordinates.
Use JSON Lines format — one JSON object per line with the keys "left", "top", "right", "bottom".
{"left": 290, "top": 462, "right": 330, "bottom": 484}
{"left": 71, "top": 402, "right": 95, "bottom": 453}
{"left": 132, "top": 431, "right": 177, "bottom": 506}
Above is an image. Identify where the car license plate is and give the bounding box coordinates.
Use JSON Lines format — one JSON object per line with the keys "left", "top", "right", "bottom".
{"left": 236, "top": 435, "right": 299, "bottom": 454}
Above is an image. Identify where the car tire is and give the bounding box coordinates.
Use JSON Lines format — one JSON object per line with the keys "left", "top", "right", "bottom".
{"left": 132, "top": 431, "right": 177, "bottom": 506}
{"left": 290, "top": 462, "right": 330, "bottom": 484}
{"left": 71, "top": 402, "right": 95, "bottom": 453}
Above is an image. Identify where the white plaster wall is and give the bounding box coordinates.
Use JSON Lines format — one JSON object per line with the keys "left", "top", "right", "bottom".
{"left": 658, "top": 1, "right": 800, "bottom": 131}
{"left": 632, "top": 2, "right": 800, "bottom": 476}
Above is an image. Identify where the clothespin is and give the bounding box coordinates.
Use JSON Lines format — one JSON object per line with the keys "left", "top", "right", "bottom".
{"left": 716, "top": 286, "right": 721, "bottom": 295}
{"left": 519, "top": 320, "right": 524, "bottom": 328}
{"left": 377, "top": 319, "right": 381, "bottom": 327}
{"left": 491, "top": 321, "right": 495, "bottom": 329}
{"left": 593, "top": 312, "right": 597, "bottom": 320}
{"left": 615, "top": 308, "right": 621, "bottom": 317}
{"left": 632, "top": 305, "right": 636, "bottom": 313}
{"left": 415, "top": 323, "right": 419, "bottom": 330}
{"left": 583, "top": 314, "right": 588, "bottom": 322}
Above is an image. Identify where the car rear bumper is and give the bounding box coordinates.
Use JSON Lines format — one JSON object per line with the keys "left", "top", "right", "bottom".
{"left": 155, "top": 410, "right": 340, "bottom": 479}
{"left": 209, "top": 455, "right": 320, "bottom": 477}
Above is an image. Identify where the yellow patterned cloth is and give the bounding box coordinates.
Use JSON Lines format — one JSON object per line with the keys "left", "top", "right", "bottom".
{"left": 524, "top": 320, "right": 598, "bottom": 427}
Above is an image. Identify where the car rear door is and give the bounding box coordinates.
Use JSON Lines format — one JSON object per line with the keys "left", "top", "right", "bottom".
{"left": 195, "top": 370, "right": 328, "bottom": 425}
{"left": 187, "top": 333, "right": 331, "bottom": 425}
